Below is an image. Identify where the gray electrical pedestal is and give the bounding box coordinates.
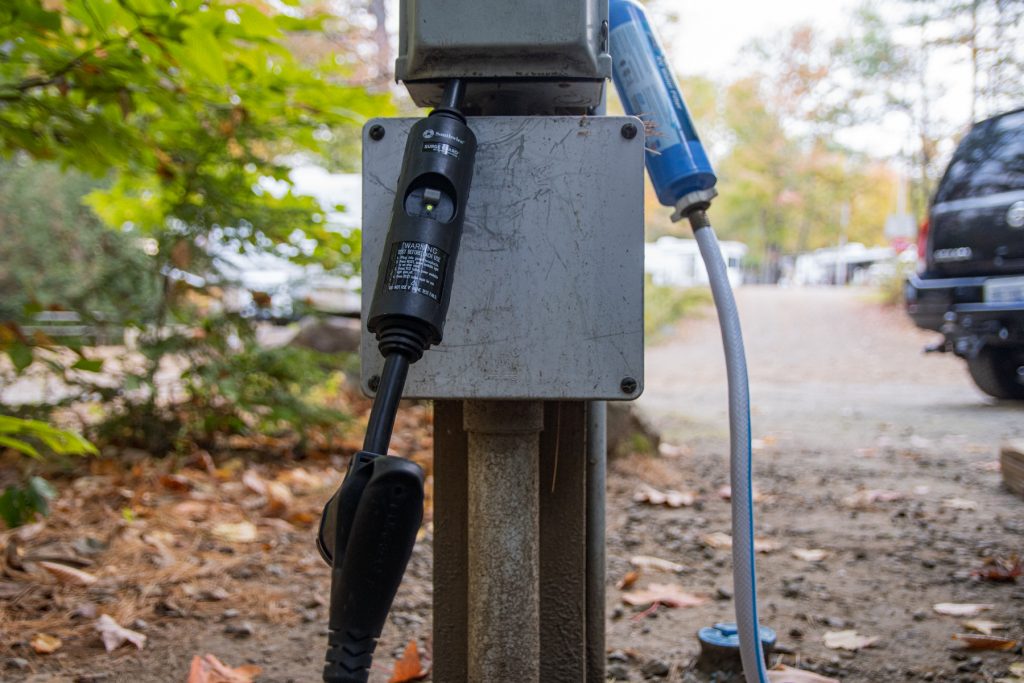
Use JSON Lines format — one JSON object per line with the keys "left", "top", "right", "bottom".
{"left": 359, "top": 3, "right": 644, "bottom": 681}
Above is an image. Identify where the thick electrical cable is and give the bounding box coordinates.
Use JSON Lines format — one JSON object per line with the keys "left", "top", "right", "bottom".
{"left": 689, "top": 210, "right": 770, "bottom": 683}
{"left": 363, "top": 353, "right": 410, "bottom": 454}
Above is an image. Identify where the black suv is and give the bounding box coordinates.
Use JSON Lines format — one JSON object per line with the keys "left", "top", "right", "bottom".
{"left": 906, "top": 107, "right": 1024, "bottom": 399}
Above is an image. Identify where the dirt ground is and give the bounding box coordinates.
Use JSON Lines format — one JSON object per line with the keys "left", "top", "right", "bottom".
{"left": 3, "top": 286, "right": 1023, "bottom": 682}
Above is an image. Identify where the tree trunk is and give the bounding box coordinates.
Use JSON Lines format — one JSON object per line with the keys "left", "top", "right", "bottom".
{"left": 369, "top": 0, "right": 389, "bottom": 86}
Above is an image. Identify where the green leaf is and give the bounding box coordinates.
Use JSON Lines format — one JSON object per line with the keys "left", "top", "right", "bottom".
{"left": 181, "top": 27, "right": 228, "bottom": 84}
{"left": 8, "top": 343, "right": 33, "bottom": 373}
{"left": 0, "top": 435, "right": 42, "bottom": 459}
{"left": 72, "top": 358, "right": 104, "bottom": 373}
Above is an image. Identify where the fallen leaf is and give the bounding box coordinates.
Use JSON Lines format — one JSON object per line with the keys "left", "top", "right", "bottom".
{"left": 934, "top": 602, "right": 995, "bottom": 617}
{"left": 716, "top": 485, "right": 766, "bottom": 502}
{"left": 241, "top": 469, "right": 267, "bottom": 496}
{"left": 31, "top": 633, "right": 62, "bottom": 654}
{"left": 702, "top": 532, "right": 733, "bottom": 549}
{"left": 657, "top": 442, "right": 688, "bottom": 457}
{"left": 971, "top": 556, "right": 1022, "bottom": 583}
{"left": 212, "top": 522, "right": 257, "bottom": 543}
{"left": 823, "top": 630, "right": 878, "bottom": 651}
{"left": 942, "top": 497, "right": 978, "bottom": 511}
{"left": 621, "top": 582, "right": 708, "bottom": 608}
{"left": 263, "top": 480, "right": 294, "bottom": 517}
{"left": 767, "top": 664, "right": 840, "bottom": 683}
{"left": 276, "top": 467, "right": 324, "bottom": 492}
{"left": 952, "top": 633, "right": 1018, "bottom": 651}
{"left": 187, "top": 654, "right": 261, "bottom": 683}
{"left": 701, "top": 532, "right": 780, "bottom": 553}
{"left": 159, "top": 473, "right": 193, "bottom": 492}
{"left": 842, "top": 489, "right": 905, "bottom": 508}
{"left": 633, "top": 484, "right": 696, "bottom": 508}
{"left": 37, "top": 560, "right": 98, "bottom": 586}
{"left": 995, "top": 662, "right": 1024, "bottom": 683}
{"left": 173, "top": 500, "right": 210, "bottom": 520}
{"left": 389, "top": 639, "right": 428, "bottom": 682}
{"left": 792, "top": 548, "right": 829, "bottom": 562}
{"left": 964, "top": 619, "right": 1007, "bottom": 635}
{"left": 95, "top": 614, "right": 146, "bottom": 652}
{"left": 617, "top": 571, "right": 640, "bottom": 590}
{"left": 630, "top": 555, "right": 684, "bottom": 573}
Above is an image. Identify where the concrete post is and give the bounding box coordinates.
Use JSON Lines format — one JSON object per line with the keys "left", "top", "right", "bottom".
{"left": 464, "top": 401, "right": 544, "bottom": 683}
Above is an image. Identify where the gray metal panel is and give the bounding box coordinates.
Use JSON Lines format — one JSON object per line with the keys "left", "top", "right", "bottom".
{"left": 361, "top": 116, "right": 644, "bottom": 400}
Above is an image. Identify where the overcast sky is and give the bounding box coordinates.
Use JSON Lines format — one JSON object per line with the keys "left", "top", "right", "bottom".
{"left": 655, "top": 0, "right": 974, "bottom": 159}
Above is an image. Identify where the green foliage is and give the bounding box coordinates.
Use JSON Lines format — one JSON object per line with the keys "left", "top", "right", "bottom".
{"left": 0, "top": 159, "right": 160, "bottom": 323}
{"left": 0, "top": 416, "right": 96, "bottom": 528}
{"left": 0, "top": 476, "right": 58, "bottom": 528}
{"left": 644, "top": 278, "right": 712, "bottom": 342}
{"left": 0, "top": 415, "right": 98, "bottom": 459}
{"left": 0, "top": 1, "right": 386, "bottom": 453}
{"left": 96, "top": 316, "right": 349, "bottom": 454}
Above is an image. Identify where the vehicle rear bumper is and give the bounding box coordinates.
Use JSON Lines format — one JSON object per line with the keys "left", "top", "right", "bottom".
{"left": 905, "top": 273, "right": 1024, "bottom": 357}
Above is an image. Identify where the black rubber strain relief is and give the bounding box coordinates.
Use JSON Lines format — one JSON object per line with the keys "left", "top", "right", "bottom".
{"left": 430, "top": 107, "right": 466, "bottom": 124}
{"left": 376, "top": 326, "right": 428, "bottom": 362}
{"left": 323, "top": 628, "right": 376, "bottom": 683}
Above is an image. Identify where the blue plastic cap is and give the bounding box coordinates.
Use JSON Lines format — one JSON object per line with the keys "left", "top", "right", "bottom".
{"left": 698, "top": 622, "right": 777, "bottom": 649}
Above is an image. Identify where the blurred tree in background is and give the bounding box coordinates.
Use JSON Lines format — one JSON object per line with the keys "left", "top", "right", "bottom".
{"left": 0, "top": 0, "right": 391, "bottom": 455}
{"left": 0, "top": 159, "right": 159, "bottom": 324}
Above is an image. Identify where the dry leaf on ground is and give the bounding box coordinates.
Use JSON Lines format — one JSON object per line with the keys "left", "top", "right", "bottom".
{"left": 701, "top": 532, "right": 780, "bottom": 554}
{"left": 630, "top": 555, "right": 684, "bottom": 573}
{"left": 971, "top": 556, "right": 1022, "bottom": 583}
{"left": 95, "top": 614, "right": 146, "bottom": 652}
{"left": 942, "top": 497, "right": 978, "bottom": 511}
{"left": 617, "top": 571, "right": 640, "bottom": 590}
{"left": 31, "top": 633, "right": 62, "bottom": 654}
{"left": 211, "top": 522, "right": 257, "bottom": 543}
{"left": 389, "top": 639, "right": 429, "bottom": 682}
{"left": 842, "top": 489, "right": 905, "bottom": 508}
{"left": 633, "top": 484, "right": 696, "bottom": 508}
{"left": 952, "top": 633, "right": 1018, "bottom": 651}
{"left": 964, "top": 619, "right": 1007, "bottom": 635}
{"left": 995, "top": 662, "right": 1024, "bottom": 683}
{"left": 823, "top": 630, "right": 879, "bottom": 651}
{"left": 792, "top": 548, "right": 829, "bottom": 562}
{"left": 716, "top": 485, "right": 766, "bottom": 502}
{"left": 37, "top": 560, "right": 98, "bottom": 586}
{"left": 934, "top": 602, "right": 995, "bottom": 617}
{"left": 621, "top": 582, "right": 708, "bottom": 608}
{"left": 187, "top": 654, "right": 262, "bottom": 683}
{"left": 767, "top": 664, "right": 840, "bottom": 683}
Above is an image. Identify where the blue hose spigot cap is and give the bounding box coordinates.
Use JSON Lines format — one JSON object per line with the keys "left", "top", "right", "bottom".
{"left": 699, "top": 622, "right": 777, "bottom": 649}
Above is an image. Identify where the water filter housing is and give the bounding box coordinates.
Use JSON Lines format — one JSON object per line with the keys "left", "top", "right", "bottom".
{"left": 609, "top": 0, "right": 717, "bottom": 217}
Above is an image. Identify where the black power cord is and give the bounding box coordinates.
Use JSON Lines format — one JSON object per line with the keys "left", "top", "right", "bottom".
{"left": 319, "top": 79, "right": 475, "bottom": 683}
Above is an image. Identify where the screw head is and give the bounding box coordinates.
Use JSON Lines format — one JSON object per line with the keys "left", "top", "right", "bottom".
{"left": 368, "top": 124, "right": 385, "bottom": 141}
{"left": 368, "top": 375, "right": 381, "bottom": 392}
{"left": 621, "top": 122, "right": 638, "bottom": 140}
{"left": 620, "top": 377, "right": 638, "bottom": 394}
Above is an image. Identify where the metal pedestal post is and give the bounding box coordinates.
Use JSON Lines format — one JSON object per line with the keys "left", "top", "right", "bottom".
{"left": 464, "top": 401, "right": 543, "bottom": 683}
{"left": 433, "top": 401, "right": 602, "bottom": 683}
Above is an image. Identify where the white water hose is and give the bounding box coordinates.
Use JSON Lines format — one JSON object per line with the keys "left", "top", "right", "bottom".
{"left": 691, "top": 211, "right": 770, "bottom": 683}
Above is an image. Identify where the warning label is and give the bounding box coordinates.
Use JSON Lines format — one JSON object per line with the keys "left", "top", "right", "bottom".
{"left": 422, "top": 141, "right": 460, "bottom": 158}
{"left": 384, "top": 241, "right": 448, "bottom": 302}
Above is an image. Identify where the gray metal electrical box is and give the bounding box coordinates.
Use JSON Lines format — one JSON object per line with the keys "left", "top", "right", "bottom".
{"left": 360, "top": 116, "right": 645, "bottom": 400}
{"left": 395, "top": 0, "right": 611, "bottom": 112}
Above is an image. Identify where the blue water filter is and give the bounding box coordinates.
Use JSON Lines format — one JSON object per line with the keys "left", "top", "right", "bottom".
{"left": 609, "top": 0, "right": 717, "bottom": 218}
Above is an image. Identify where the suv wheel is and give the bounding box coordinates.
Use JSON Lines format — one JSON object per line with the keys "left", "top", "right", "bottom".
{"left": 966, "top": 346, "right": 1024, "bottom": 400}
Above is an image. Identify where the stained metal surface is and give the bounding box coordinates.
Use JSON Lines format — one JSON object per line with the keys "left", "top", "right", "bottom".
{"left": 361, "top": 116, "right": 645, "bottom": 400}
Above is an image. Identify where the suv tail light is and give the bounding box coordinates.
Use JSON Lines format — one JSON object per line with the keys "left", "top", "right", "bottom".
{"left": 916, "top": 217, "right": 930, "bottom": 267}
